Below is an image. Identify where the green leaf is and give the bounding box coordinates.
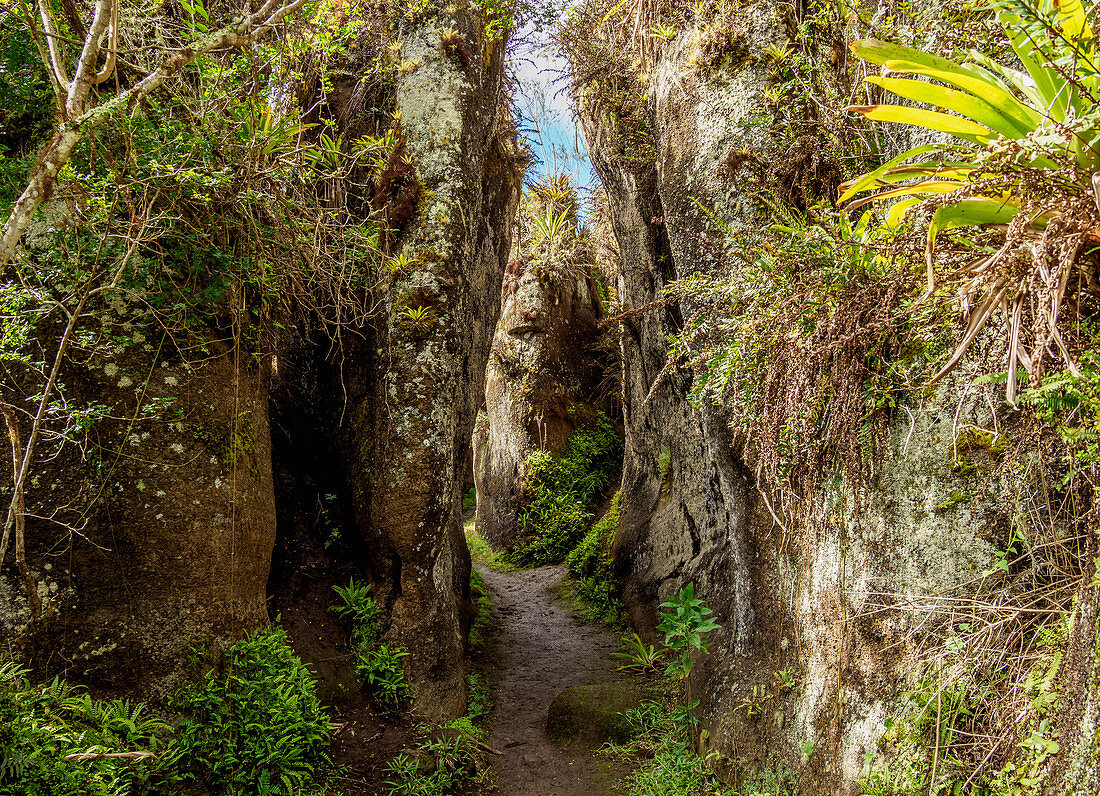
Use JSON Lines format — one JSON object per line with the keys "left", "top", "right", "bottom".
{"left": 926, "top": 199, "right": 1023, "bottom": 264}
{"left": 845, "top": 104, "right": 996, "bottom": 144}
{"left": 864, "top": 76, "right": 1030, "bottom": 138}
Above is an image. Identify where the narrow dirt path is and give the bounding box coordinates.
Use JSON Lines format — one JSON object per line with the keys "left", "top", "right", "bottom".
{"left": 477, "top": 563, "right": 626, "bottom": 796}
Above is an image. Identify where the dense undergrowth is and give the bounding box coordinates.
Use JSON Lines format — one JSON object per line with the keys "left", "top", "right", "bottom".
{"left": 0, "top": 626, "right": 332, "bottom": 796}
{"left": 508, "top": 409, "right": 622, "bottom": 567}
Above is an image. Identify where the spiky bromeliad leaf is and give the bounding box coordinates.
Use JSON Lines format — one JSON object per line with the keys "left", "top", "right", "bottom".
{"left": 842, "top": 0, "right": 1100, "bottom": 397}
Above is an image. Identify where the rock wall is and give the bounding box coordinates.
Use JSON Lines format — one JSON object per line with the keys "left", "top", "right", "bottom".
{"left": 473, "top": 248, "right": 605, "bottom": 549}
{"left": 0, "top": 295, "right": 275, "bottom": 700}
{"left": 574, "top": 4, "right": 1093, "bottom": 792}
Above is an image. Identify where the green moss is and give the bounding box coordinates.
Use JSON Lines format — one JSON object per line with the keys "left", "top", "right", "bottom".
{"left": 958, "top": 427, "right": 1007, "bottom": 458}
{"left": 657, "top": 445, "right": 672, "bottom": 495}
{"left": 950, "top": 455, "right": 978, "bottom": 478}
{"left": 934, "top": 490, "right": 973, "bottom": 513}
{"left": 188, "top": 411, "right": 255, "bottom": 471}
{"left": 466, "top": 567, "right": 495, "bottom": 730}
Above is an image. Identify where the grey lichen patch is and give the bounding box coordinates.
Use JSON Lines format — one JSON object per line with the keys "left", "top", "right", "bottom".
{"left": 396, "top": 22, "right": 469, "bottom": 260}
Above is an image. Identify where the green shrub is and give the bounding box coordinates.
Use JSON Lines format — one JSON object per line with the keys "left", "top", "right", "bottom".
{"left": 383, "top": 720, "right": 483, "bottom": 796}
{"left": 330, "top": 577, "right": 381, "bottom": 648}
{"left": 354, "top": 645, "right": 411, "bottom": 709}
{"left": 168, "top": 626, "right": 331, "bottom": 796}
{"left": 0, "top": 661, "right": 168, "bottom": 796}
{"left": 509, "top": 411, "right": 622, "bottom": 566}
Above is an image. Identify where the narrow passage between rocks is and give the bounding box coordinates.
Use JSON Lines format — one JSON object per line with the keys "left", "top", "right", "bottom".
{"left": 477, "top": 564, "right": 628, "bottom": 796}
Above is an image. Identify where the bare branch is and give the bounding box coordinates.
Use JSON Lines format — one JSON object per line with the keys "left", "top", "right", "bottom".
{"left": 67, "top": 0, "right": 115, "bottom": 116}
{"left": 37, "top": 0, "right": 71, "bottom": 95}
{"left": 92, "top": 0, "right": 119, "bottom": 85}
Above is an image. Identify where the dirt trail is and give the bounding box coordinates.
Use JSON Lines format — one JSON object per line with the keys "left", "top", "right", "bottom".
{"left": 477, "top": 564, "right": 626, "bottom": 796}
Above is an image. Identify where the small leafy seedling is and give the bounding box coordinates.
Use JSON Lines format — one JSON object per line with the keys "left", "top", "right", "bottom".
{"left": 656, "top": 582, "right": 721, "bottom": 680}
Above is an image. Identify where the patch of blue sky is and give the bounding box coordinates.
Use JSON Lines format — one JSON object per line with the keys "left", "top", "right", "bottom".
{"left": 509, "top": 22, "right": 598, "bottom": 200}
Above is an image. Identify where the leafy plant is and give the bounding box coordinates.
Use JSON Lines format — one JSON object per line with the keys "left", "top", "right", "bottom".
{"left": 601, "top": 696, "right": 790, "bottom": 796}
{"left": 168, "top": 626, "right": 331, "bottom": 796}
{"left": 398, "top": 304, "right": 437, "bottom": 335}
{"left": 613, "top": 632, "right": 666, "bottom": 675}
{"left": 530, "top": 204, "right": 573, "bottom": 254}
{"left": 383, "top": 720, "right": 483, "bottom": 796}
{"left": 664, "top": 198, "right": 928, "bottom": 528}
{"left": 330, "top": 579, "right": 411, "bottom": 709}
{"left": 657, "top": 582, "right": 721, "bottom": 681}
{"left": 508, "top": 410, "right": 622, "bottom": 566}
{"left": 773, "top": 668, "right": 796, "bottom": 691}
{"left": 0, "top": 661, "right": 168, "bottom": 796}
{"left": 566, "top": 490, "right": 623, "bottom": 620}
{"left": 331, "top": 577, "right": 381, "bottom": 647}
{"left": 355, "top": 645, "right": 411, "bottom": 710}
{"left": 842, "top": 0, "right": 1100, "bottom": 399}
{"left": 736, "top": 684, "right": 773, "bottom": 718}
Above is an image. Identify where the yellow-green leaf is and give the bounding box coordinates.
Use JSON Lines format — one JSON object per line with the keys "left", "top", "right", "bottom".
{"left": 865, "top": 76, "right": 1032, "bottom": 139}
{"left": 844, "top": 179, "right": 968, "bottom": 212}
{"left": 836, "top": 144, "right": 938, "bottom": 204}
{"left": 852, "top": 39, "right": 1041, "bottom": 130}
{"left": 845, "top": 104, "right": 995, "bottom": 144}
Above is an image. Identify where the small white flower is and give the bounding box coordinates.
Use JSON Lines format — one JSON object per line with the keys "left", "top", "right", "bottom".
{"left": 170, "top": 443, "right": 185, "bottom": 454}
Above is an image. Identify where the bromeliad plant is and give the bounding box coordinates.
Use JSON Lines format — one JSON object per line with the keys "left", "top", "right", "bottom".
{"left": 842, "top": 0, "right": 1100, "bottom": 401}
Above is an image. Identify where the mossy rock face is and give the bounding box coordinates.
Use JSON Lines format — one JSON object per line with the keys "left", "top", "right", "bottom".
{"left": 546, "top": 681, "right": 653, "bottom": 749}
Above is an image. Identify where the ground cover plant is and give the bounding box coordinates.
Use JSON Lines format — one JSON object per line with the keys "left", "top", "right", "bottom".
{"left": 331, "top": 578, "right": 411, "bottom": 709}
{"left": 0, "top": 661, "right": 168, "bottom": 796}
{"left": 598, "top": 585, "right": 797, "bottom": 796}
{"left": 168, "top": 625, "right": 332, "bottom": 795}
{"left": 565, "top": 490, "right": 623, "bottom": 622}
{"left": 0, "top": 624, "right": 332, "bottom": 796}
